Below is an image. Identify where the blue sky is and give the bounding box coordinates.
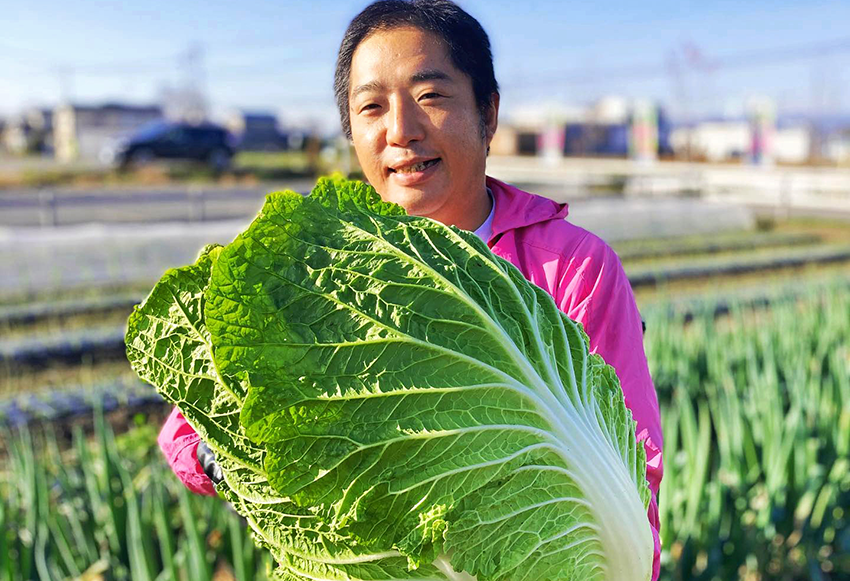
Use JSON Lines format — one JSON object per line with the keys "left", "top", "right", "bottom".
{"left": 2, "top": 0, "right": 848, "bottom": 129}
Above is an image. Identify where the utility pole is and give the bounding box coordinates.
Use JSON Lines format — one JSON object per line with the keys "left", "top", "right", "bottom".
{"left": 173, "top": 42, "right": 208, "bottom": 122}
{"left": 667, "top": 41, "right": 717, "bottom": 162}
{"left": 667, "top": 49, "right": 691, "bottom": 161}
{"left": 183, "top": 43, "right": 206, "bottom": 97}
{"left": 55, "top": 65, "right": 75, "bottom": 104}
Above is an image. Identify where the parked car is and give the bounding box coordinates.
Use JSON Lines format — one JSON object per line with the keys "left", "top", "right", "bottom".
{"left": 113, "top": 121, "right": 235, "bottom": 170}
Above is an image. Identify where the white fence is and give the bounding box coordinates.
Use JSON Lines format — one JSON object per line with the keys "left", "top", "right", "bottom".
{"left": 486, "top": 156, "right": 850, "bottom": 215}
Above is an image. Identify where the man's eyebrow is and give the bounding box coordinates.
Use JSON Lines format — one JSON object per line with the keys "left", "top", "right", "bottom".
{"left": 350, "top": 70, "right": 453, "bottom": 100}
{"left": 351, "top": 80, "right": 384, "bottom": 99}
{"left": 410, "top": 69, "right": 452, "bottom": 83}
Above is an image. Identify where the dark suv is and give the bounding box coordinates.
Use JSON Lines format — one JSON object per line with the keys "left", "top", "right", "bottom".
{"left": 116, "top": 121, "right": 235, "bottom": 170}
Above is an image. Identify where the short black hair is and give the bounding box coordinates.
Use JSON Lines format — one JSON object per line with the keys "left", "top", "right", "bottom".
{"left": 334, "top": 0, "right": 499, "bottom": 139}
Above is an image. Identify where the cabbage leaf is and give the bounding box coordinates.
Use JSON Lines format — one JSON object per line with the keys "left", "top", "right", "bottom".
{"left": 126, "top": 177, "right": 653, "bottom": 581}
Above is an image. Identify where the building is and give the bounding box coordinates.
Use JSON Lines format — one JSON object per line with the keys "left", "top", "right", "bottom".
{"left": 491, "top": 97, "right": 671, "bottom": 159}
{"left": 490, "top": 101, "right": 584, "bottom": 157}
{"left": 772, "top": 126, "right": 811, "bottom": 164}
{"left": 2, "top": 108, "right": 53, "bottom": 155}
{"left": 562, "top": 123, "right": 629, "bottom": 157}
{"left": 825, "top": 130, "right": 850, "bottom": 164}
{"left": 670, "top": 122, "right": 750, "bottom": 162}
{"left": 490, "top": 125, "right": 540, "bottom": 156}
{"left": 225, "top": 111, "right": 286, "bottom": 151}
{"left": 53, "top": 103, "right": 163, "bottom": 163}
{"left": 670, "top": 120, "right": 811, "bottom": 164}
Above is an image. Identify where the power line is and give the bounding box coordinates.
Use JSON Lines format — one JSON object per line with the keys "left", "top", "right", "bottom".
{"left": 14, "top": 34, "right": 847, "bottom": 86}
{"left": 3, "top": 40, "right": 183, "bottom": 76}
{"left": 501, "top": 35, "right": 850, "bottom": 90}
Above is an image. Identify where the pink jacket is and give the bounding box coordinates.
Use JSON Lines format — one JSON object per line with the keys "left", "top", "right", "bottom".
{"left": 158, "top": 176, "right": 663, "bottom": 578}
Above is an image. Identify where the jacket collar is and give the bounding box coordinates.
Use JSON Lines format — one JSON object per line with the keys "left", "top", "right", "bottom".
{"left": 486, "top": 176, "right": 570, "bottom": 241}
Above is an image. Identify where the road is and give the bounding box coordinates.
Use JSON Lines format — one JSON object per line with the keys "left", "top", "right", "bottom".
{"left": 13, "top": 158, "right": 848, "bottom": 298}
{"left": 1, "top": 192, "right": 754, "bottom": 297}
{"left": 5, "top": 155, "right": 850, "bottom": 227}
{"left": 0, "top": 180, "right": 314, "bottom": 227}
{"left": 1, "top": 219, "right": 251, "bottom": 296}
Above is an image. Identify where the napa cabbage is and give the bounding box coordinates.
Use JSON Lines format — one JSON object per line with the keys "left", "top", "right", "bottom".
{"left": 126, "top": 176, "right": 653, "bottom": 581}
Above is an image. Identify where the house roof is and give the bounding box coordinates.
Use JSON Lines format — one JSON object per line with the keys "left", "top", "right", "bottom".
{"left": 64, "top": 102, "right": 162, "bottom": 115}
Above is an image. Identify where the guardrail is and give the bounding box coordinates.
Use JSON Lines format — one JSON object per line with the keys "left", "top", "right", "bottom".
{"left": 486, "top": 156, "right": 850, "bottom": 212}
{"left": 0, "top": 187, "right": 273, "bottom": 226}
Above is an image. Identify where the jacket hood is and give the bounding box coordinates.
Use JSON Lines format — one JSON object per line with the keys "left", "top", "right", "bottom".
{"left": 486, "top": 176, "right": 570, "bottom": 239}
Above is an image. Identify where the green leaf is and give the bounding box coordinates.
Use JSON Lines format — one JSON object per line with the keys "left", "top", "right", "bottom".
{"left": 129, "top": 176, "right": 653, "bottom": 581}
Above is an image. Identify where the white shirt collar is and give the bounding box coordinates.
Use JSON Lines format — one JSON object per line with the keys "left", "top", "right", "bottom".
{"left": 472, "top": 187, "right": 495, "bottom": 243}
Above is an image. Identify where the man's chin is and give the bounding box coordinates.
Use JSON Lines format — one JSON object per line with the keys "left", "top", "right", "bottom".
{"left": 382, "top": 186, "right": 447, "bottom": 218}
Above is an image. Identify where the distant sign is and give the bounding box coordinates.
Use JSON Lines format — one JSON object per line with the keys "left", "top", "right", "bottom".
{"left": 748, "top": 97, "right": 776, "bottom": 166}
{"left": 629, "top": 100, "right": 658, "bottom": 162}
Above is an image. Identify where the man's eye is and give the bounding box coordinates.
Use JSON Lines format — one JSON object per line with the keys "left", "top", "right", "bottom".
{"left": 360, "top": 103, "right": 380, "bottom": 113}
{"left": 419, "top": 92, "right": 442, "bottom": 101}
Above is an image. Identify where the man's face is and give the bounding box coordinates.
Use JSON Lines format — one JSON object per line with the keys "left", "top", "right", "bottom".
{"left": 348, "top": 26, "right": 498, "bottom": 229}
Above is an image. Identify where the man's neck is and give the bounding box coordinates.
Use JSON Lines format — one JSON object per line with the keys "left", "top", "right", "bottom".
{"left": 438, "top": 184, "right": 492, "bottom": 231}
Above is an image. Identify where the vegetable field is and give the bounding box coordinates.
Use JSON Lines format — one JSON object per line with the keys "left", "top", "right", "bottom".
{"left": 2, "top": 413, "right": 277, "bottom": 580}
{"left": 646, "top": 283, "right": 849, "bottom": 580}
{"left": 1, "top": 201, "right": 849, "bottom": 580}
{"left": 2, "top": 281, "right": 846, "bottom": 580}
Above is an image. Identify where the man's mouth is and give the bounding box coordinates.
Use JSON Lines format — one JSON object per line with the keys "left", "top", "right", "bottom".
{"left": 389, "top": 158, "right": 440, "bottom": 174}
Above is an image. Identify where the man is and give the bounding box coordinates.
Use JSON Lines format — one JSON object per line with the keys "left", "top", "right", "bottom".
{"left": 159, "top": 1, "right": 663, "bottom": 578}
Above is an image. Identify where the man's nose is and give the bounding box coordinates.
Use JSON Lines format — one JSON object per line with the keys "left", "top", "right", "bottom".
{"left": 386, "top": 98, "right": 424, "bottom": 147}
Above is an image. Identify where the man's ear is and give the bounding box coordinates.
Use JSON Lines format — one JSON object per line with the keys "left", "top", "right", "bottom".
{"left": 484, "top": 92, "right": 500, "bottom": 144}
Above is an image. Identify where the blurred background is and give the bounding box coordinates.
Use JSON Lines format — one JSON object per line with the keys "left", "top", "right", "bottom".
{"left": 1, "top": 1, "right": 848, "bottom": 580}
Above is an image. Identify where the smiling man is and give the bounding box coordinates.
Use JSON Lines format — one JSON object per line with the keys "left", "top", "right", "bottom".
{"left": 158, "top": 1, "right": 663, "bottom": 578}
{"left": 335, "top": 3, "right": 663, "bottom": 578}
{"left": 339, "top": 22, "right": 497, "bottom": 230}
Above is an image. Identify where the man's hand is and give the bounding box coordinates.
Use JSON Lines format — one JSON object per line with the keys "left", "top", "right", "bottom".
{"left": 196, "top": 440, "right": 223, "bottom": 486}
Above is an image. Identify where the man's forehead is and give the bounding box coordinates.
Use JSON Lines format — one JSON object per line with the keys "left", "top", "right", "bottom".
{"left": 349, "top": 27, "right": 457, "bottom": 81}
{"left": 357, "top": 25, "right": 446, "bottom": 57}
